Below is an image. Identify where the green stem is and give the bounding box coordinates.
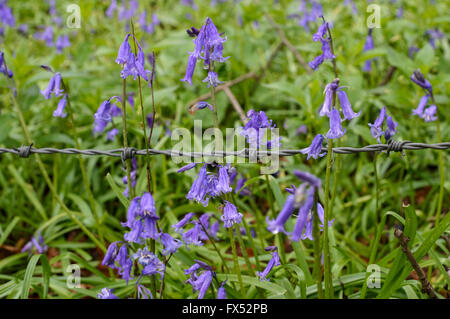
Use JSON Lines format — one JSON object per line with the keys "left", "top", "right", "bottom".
{"left": 435, "top": 116, "right": 444, "bottom": 226}
{"left": 234, "top": 224, "right": 255, "bottom": 276}
{"left": 62, "top": 80, "right": 104, "bottom": 245}
{"left": 198, "top": 219, "right": 231, "bottom": 273}
{"left": 312, "top": 192, "right": 324, "bottom": 299}
{"left": 228, "top": 227, "right": 245, "bottom": 297}
{"left": 121, "top": 78, "right": 134, "bottom": 200}
{"left": 323, "top": 140, "right": 334, "bottom": 299}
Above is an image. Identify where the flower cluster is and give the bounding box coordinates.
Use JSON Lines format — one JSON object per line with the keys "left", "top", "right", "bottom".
{"left": 0, "top": 0, "right": 15, "bottom": 34}
{"left": 116, "top": 34, "right": 151, "bottom": 82}
{"left": 239, "top": 109, "right": 281, "bottom": 149}
{"left": 40, "top": 68, "right": 69, "bottom": 118}
{"left": 181, "top": 17, "right": 228, "bottom": 86}
{"left": 185, "top": 260, "right": 220, "bottom": 299}
{"left": 309, "top": 21, "right": 335, "bottom": 71}
{"left": 368, "top": 106, "right": 398, "bottom": 143}
{"left": 410, "top": 70, "right": 437, "bottom": 122}
{"left": 287, "top": 0, "right": 322, "bottom": 31}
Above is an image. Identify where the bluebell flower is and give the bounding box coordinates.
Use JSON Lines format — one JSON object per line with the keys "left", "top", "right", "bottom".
{"left": 102, "top": 241, "right": 119, "bottom": 267}
{"left": 137, "top": 284, "right": 153, "bottom": 299}
{"left": 106, "top": 128, "right": 119, "bottom": 141}
{"left": 122, "top": 157, "right": 137, "bottom": 198}
{"left": 267, "top": 194, "right": 295, "bottom": 234}
{"left": 296, "top": 124, "right": 308, "bottom": 136}
{"left": 216, "top": 165, "right": 232, "bottom": 194}
{"left": 124, "top": 219, "right": 143, "bottom": 243}
{"left": 21, "top": 233, "right": 48, "bottom": 254}
{"left": 368, "top": 106, "right": 385, "bottom": 142}
{"left": 182, "top": 221, "right": 206, "bottom": 247}
{"left": 40, "top": 72, "right": 63, "bottom": 99}
{"left": 217, "top": 281, "right": 226, "bottom": 299}
{"left": 0, "top": 52, "right": 13, "bottom": 78}
{"left": 308, "top": 54, "right": 324, "bottom": 71}
{"left": 210, "top": 220, "right": 220, "bottom": 239}
{"left": 134, "top": 248, "right": 165, "bottom": 278}
{"left": 412, "top": 95, "right": 429, "bottom": 117}
{"left": 425, "top": 28, "right": 444, "bottom": 49}
{"left": 319, "top": 81, "right": 338, "bottom": 116}
{"left": 291, "top": 187, "right": 315, "bottom": 241}
{"left": 202, "top": 71, "right": 222, "bottom": 88}
{"left": 116, "top": 244, "right": 133, "bottom": 283}
{"left": 301, "top": 134, "right": 325, "bottom": 160}
{"left": 309, "top": 21, "right": 335, "bottom": 71}
{"left": 177, "top": 163, "right": 198, "bottom": 173}
{"left": 293, "top": 170, "right": 321, "bottom": 189}
{"left": 240, "top": 109, "right": 280, "bottom": 149}
{"left": 172, "top": 212, "right": 195, "bottom": 233}
{"left": 422, "top": 105, "right": 437, "bottom": 122}
{"left": 34, "top": 26, "right": 54, "bottom": 47}
{"left": 185, "top": 261, "right": 214, "bottom": 299}
{"left": 221, "top": 201, "right": 243, "bottom": 228}
{"left": 362, "top": 29, "right": 374, "bottom": 72}
{"left": 235, "top": 177, "right": 251, "bottom": 196}
{"left": 140, "top": 11, "right": 160, "bottom": 34}
{"left": 97, "top": 288, "right": 118, "bottom": 299}
{"left": 105, "top": 0, "right": 117, "bottom": 17}
{"left": 411, "top": 70, "right": 432, "bottom": 92}
{"left": 384, "top": 116, "right": 398, "bottom": 141}
{"left": 55, "top": 35, "right": 70, "bottom": 53}
{"left": 257, "top": 247, "right": 280, "bottom": 281}
{"left": 181, "top": 17, "right": 228, "bottom": 85}
{"left": 326, "top": 108, "right": 345, "bottom": 139}
{"left": 160, "top": 233, "right": 183, "bottom": 255}
{"left": 337, "top": 89, "right": 360, "bottom": 120}
{"left": 53, "top": 94, "right": 68, "bottom": 118}
{"left": 116, "top": 34, "right": 149, "bottom": 81}
{"left": 186, "top": 164, "right": 210, "bottom": 206}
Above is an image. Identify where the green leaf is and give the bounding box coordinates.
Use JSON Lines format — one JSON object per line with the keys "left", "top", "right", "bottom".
{"left": 386, "top": 46, "right": 415, "bottom": 76}
{"left": 0, "top": 216, "right": 20, "bottom": 246}
{"left": 414, "top": 44, "right": 435, "bottom": 72}
{"left": 21, "top": 254, "right": 41, "bottom": 299}
{"left": 216, "top": 274, "right": 286, "bottom": 295}
{"left": 106, "top": 172, "right": 130, "bottom": 208}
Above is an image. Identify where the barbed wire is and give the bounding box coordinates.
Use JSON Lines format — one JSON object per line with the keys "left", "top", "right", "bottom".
{"left": 1, "top": 141, "right": 449, "bottom": 163}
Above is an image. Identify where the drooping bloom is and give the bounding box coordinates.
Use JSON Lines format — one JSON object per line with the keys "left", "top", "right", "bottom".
{"left": 160, "top": 233, "right": 183, "bottom": 255}
{"left": 21, "top": 233, "right": 48, "bottom": 254}
{"left": 55, "top": 35, "right": 70, "bottom": 53}
{"left": 240, "top": 109, "right": 280, "bottom": 149}
{"left": 291, "top": 187, "right": 315, "bottom": 241}
{"left": 326, "top": 108, "right": 345, "bottom": 139}
{"left": 301, "top": 134, "right": 325, "bottom": 160}
{"left": 97, "top": 288, "right": 118, "bottom": 299}
{"left": 202, "top": 71, "right": 222, "bottom": 88}
{"left": 137, "top": 284, "right": 153, "bottom": 299}
{"left": 267, "top": 194, "right": 295, "bottom": 234}
{"left": 133, "top": 247, "right": 165, "bottom": 278}
{"left": 182, "top": 221, "right": 206, "bottom": 247}
{"left": 412, "top": 95, "right": 429, "bottom": 117}
{"left": 217, "top": 281, "right": 227, "bottom": 299}
{"left": 40, "top": 72, "right": 63, "bottom": 99}
{"left": 0, "top": 0, "right": 15, "bottom": 27}
{"left": 362, "top": 29, "right": 374, "bottom": 72}
{"left": 368, "top": 106, "right": 386, "bottom": 142}
{"left": 221, "top": 201, "right": 243, "bottom": 228}
{"left": 319, "top": 81, "right": 338, "bottom": 116}
{"left": 337, "top": 89, "right": 360, "bottom": 121}
{"left": 186, "top": 164, "right": 210, "bottom": 206}
{"left": 411, "top": 70, "right": 432, "bottom": 92}
{"left": 93, "top": 96, "right": 122, "bottom": 135}
{"left": 215, "top": 165, "right": 232, "bottom": 194}
{"left": 116, "top": 34, "right": 149, "bottom": 81}
{"left": 106, "top": 128, "right": 119, "bottom": 141}
{"left": 140, "top": 11, "right": 160, "bottom": 34}
{"left": 256, "top": 246, "right": 280, "bottom": 281}
{"left": 102, "top": 241, "right": 119, "bottom": 267}
{"left": 172, "top": 212, "right": 195, "bottom": 233}
{"left": 185, "top": 260, "right": 214, "bottom": 299}
{"left": 0, "top": 51, "right": 13, "bottom": 78}
{"left": 34, "top": 26, "right": 54, "bottom": 47}
{"left": 309, "top": 21, "right": 335, "bottom": 71}
{"left": 53, "top": 94, "right": 67, "bottom": 118}
{"left": 181, "top": 17, "right": 228, "bottom": 85}
{"left": 293, "top": 170, "right": 321, "bottom": 189}
{"left": 425, "top": 28, "right": 444, "bottom": 49}
{"left": 422, "top": 105, "right": 437, "bottom": 122}
{"left": 105, "top": 0, "right": 117, "bottom": 17}
{"left": 384, "top": 116, "right": 398, "bottom": 141}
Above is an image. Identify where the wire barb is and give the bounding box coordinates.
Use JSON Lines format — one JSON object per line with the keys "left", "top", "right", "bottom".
{"left": 17, "top": 143, "right": 33, "bottom": 158}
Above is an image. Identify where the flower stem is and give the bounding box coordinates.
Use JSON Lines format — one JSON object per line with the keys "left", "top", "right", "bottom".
{"left": 312, "top": 192, "right": 324, "bottom": 299}
{"left": 234, "top": 223, "right": 255, "bottom": 276}
{"left": 198, "top": 218, "right": 231, "bottom": 274}
{"left": 121, "top": 78, "right": 134, "bottom": 199}
{"left": 323, "top": 139, "right": 334, "bottom": 299}
{"left": 228, "top": 227, "right": 245, "bottom": 297}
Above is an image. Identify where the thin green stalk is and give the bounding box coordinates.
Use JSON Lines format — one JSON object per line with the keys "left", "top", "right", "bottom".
{"left": 228, "top": 227, "right": 245, "bottom": 296}
{"left": 62, "top": 80, "right": 104, "bottom": 245}
{"left": 312, "top": 192, "right": 324, "bottom": 299}
{"left": 121, "top": 78, "right": 134, "bottom": 200}
{"left": 198, "top": 219, "right": 231, "bottom": 273}
{"left": 323, "top": 140, "right": 334, "bottom": 299}
{"left": 234, "top": 224, "right": 255, "bottom": 276}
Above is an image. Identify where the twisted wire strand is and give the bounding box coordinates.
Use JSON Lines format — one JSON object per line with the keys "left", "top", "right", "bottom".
{"left": 1, "top": 141, "right": 449, "bottom": 159}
